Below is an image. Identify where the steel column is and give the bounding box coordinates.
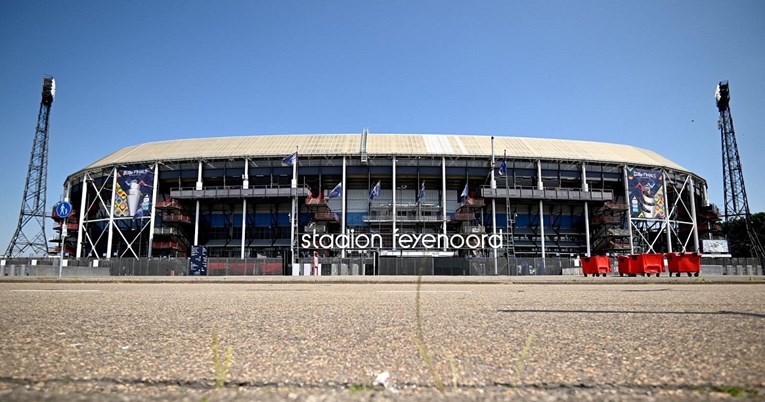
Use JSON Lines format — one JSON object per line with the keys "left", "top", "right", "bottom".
{"left": 106, "top": 167, "right": 117, "bottom": 259}
{"left": 75, "top": 173, "right": 87, "bottom": 259}
{"left": 623, "top": 165, "right": 634, "bottom": 253}
{"left": 147, "top": 163, "right": 159, "bottom": 258}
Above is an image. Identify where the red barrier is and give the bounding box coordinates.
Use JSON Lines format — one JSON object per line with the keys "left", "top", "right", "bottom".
{"left": 618, "top": 254, "right": 665, "bottom": 277}
{"left": 618, "top": 255, "right": 642, "bottom": 277}
{"left": 666, "top": 252, "right": 701, "bottom": 277}
{"left": 636, "top": 254, "right": 665, "bottom": 277}
{"left": 580, "top": 256, "right": 611, "bottom": 277}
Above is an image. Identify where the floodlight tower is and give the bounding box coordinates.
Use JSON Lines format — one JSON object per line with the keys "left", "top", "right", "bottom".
{"left": 715, "top": 80, "right": 765, "bottom": 260}
{"left": 5, "top": 76, "right": 55, "bottom": 257}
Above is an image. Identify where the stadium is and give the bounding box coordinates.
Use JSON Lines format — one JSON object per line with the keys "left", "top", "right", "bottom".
{"left": 50, "top": 132, "right": 716, "bottom": 275}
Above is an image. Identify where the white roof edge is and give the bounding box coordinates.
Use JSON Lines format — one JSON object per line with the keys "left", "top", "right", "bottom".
{"left": 74, "top": 133, "right": 693, "bottom": 176}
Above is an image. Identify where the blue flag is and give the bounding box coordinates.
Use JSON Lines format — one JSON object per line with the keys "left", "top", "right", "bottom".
{"left": 498, "top": 157, "right": 507, "bottom": 177}
{"left": 282, "top": 152, "right": 297, "bottom": 166}
{"left": 328, "top": 182, "right": 343, "bottom": 199}
{"left": 416, "top": 181, "right": 425, "bottom": 203}
{"left": 369, "top": 181, "right": 381, "bottom": 200}
{"left": 459, "top": 183, "right": 469, "bottom": 203}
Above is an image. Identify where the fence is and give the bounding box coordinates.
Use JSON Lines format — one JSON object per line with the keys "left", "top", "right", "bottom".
{"left": 1, "top": 256, "right": 762, "bottom": 277}
{"left": 699, "top": 257, "right": 763, "bottom": 276}
{"left": 377, "top": 256, "right": 579, "bottom": 276}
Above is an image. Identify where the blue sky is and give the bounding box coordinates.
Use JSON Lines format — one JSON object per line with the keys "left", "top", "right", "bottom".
{"left": 1, "top": 1, "right": 764, "bottom": 254}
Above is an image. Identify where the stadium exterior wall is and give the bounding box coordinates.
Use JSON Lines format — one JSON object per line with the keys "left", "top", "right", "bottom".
{"left": 53, "top": 133, "right": 714, "bottom": 274}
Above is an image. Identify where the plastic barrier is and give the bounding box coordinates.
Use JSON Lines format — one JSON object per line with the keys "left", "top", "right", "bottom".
{"left": 636, "top": 253, "right": 665, "bottom": 277}
{"left": 618, "top": 254, "right": 665, "bottom": 277}
{"left": 618, "top": 255, "right": 642, "bottom": 277}
{"left": 580, "top": 256, "right": 611, "bottom": 277}
{"left": 666, "top": 252, "right": 701, "bottom": 277}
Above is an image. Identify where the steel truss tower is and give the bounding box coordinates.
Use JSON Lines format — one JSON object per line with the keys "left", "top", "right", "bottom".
{"left": 715, "top": 80, "right": 765, "bottom": 260}
{"left": 5, "top": 76, "right": 55, "bottom": 257}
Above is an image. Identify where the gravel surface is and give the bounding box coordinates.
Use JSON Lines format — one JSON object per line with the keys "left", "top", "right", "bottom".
{"left": 0, "top": 281, "right": 763, "bottom": 401}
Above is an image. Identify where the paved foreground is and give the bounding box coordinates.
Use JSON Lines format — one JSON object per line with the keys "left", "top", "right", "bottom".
{"left": 0, "top": 281, "right": 763, "bottom": 401}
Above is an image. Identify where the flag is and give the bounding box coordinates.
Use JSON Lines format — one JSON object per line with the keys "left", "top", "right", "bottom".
{"left": 282, "top": 152, "right": 297, "bottom": 166}
{"left": 327, "top": 182, "right": 343, "bottom": 199}
{"left": 416, "top": 181, "right": 425, "bottom": 203}
{"left": 369, "top": 181, "right": 381, "bottom": 200}
{"left": 459, "top": 183, "right": 469, "bottom": 203}
{"left": 498, "top": 155, "right": 507, "bottom": 177}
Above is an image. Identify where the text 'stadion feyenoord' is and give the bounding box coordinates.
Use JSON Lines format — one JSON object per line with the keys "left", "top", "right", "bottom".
{"left": 301, "top": 229, "right": 504, "bottom": 250}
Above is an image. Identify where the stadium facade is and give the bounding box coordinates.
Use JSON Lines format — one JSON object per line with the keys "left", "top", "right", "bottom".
{"left": 51, "top": 133, "right": 717, "bottom": 274}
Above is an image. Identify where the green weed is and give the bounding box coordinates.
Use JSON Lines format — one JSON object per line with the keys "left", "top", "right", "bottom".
{"left": 347, "top": 383, "right": 369, "bottom": 392}
{"left": 211, "top": 329, "right": 233, "bottom": 390}
{"left": 514, "top": 333, "right": 534, "bottom": 386}
{"left": 712, "top": 385, "right": 758, "bottom": 397}
{"left": 414, "top": 260, "right": 446, "bottom": 392}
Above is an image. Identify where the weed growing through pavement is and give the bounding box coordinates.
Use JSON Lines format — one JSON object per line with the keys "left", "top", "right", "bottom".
{"left": 444, "top": 348, "right": 459, "bottom": 392}
{"left": 514, "top": 333, "right": 534, "bottom": 386}
{"left": 412, "top": 260, "right": 535, "bottom": 392}
{"left": 347, "top": 383, "right": 369, "bottom": 393}
{"left": 211, "top": 329, "right": 233, "bottom": 390}
{"left": 414, "top": 259, "right": 446, "bottom": 392}
{"left": 694, "top": 385, "right": 759, "bottom": 397}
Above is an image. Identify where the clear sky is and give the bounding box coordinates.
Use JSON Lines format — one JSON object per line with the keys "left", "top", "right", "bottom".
{"left": 1, "top": 0, "right": 764, "bottom": 255}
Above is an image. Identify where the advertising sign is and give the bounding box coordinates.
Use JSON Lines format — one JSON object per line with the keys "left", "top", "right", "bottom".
{"left": 114, "top": 166, "right": 154, "bottom": 218}
{"left": 189, "top": 246, "right": 208, "bottom": 276}
{"left": 702, "top": 239, "right": 729, "bottom": 254}
{"left": 626, "top": 166, "right": 666, "bottom": 220}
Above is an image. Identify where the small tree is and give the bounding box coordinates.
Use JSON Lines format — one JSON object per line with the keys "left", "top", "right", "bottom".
{"left": 721, "top": 212, "right": 765, "bottom": 257}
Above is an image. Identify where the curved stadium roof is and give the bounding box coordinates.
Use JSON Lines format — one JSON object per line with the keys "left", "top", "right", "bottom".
{"left": 81, "top": 133, "right": 688, "bottom": 173}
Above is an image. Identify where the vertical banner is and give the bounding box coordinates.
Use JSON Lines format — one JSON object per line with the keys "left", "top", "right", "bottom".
{"left": 626, "top": 166, "right": 665, "bottom": 219}
{"left": 189, "top": 245, "right": 208, "bottom": 276}
{"left": 114, "top": 166, "right": 155, "bottom": 218}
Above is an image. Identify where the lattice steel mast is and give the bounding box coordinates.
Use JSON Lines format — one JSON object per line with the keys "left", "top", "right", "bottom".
{"left": 715, "top": 80, "right": 765, "bottom": 260}
{"left": 5, "top": 76, "right": 55, "bottom": 257}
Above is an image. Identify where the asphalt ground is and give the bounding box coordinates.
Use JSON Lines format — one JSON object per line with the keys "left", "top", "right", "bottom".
{"left": 0, "top": 278, "right": 763, "bottom": 401}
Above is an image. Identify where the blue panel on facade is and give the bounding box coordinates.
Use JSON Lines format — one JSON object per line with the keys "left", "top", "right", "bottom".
{"left": 416, "top": 167, "right": 441, "bottom": 176}
{"left": 467, "top": 167, "right": 489, "bottom": 177}
{"left": 159, "top": 170, "right": 180, "bottom": 180}
{"left": 205, "top": 169, "right": 225, "bottom": 178}
{"left": 276, "top": 213, "right": 290, "bottom": 226}
{"left": 321, "top": 166, "right": 342, "bottom": 175}
{"left": 496, "top": 214, "right": 508, "bottom": 227}
{"left": 515, "top": 214, "right": 531, "bottom": 227}
{"left": 254, "top": 213, "right": 271, "bottom": 227}
{"left": 209, "top": 215, "right": 226, "bottom": 227}
{"left": 346, "top": 212, "right": 366, "bottom": 227}
{"left": 249, "top": 167, "right": 271, "bottom": 176}
{"left": 396, "top": 166, "right": 419, "bottom": 175}
{"left": 347, "top": 167, "right": 369, "bottom": 175}
{"left": 370, "top": 166, "right": 391, "bottom": 175}
{"left": 299, "top": 167, "right": 320, "bottom": 175}
{"left": 446, "top": 167, "right": 466, "bottom": 176}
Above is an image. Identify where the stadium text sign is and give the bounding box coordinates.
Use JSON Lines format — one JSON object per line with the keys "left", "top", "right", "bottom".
{"left": 301, "top": 229, "right": 504, "bottom": 250}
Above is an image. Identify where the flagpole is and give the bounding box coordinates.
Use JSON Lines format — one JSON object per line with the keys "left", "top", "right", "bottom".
{"left": 491, "top": 137, "right": 498, "bottom": 275}
{"left": 341, "top": 156, "right": 347, "bottom": 258}
{"left": 504, "top": 149, "right": 510, "bottom": 275}
{"left": 291, "top": 146, "right": 298, "bottom": 271}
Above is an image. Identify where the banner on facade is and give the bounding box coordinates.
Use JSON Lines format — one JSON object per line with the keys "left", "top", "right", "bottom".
{"left": 114, "top": 166, "right": 154, "bottom": 218}
{"left": 626, "top": 166, "right": 666, "bottom": 220}
{"left": 702, "top": 239, "right": 729, "bottom": 254}
{"left": 189, "top": 245, "right": 208, "bottom": 276}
